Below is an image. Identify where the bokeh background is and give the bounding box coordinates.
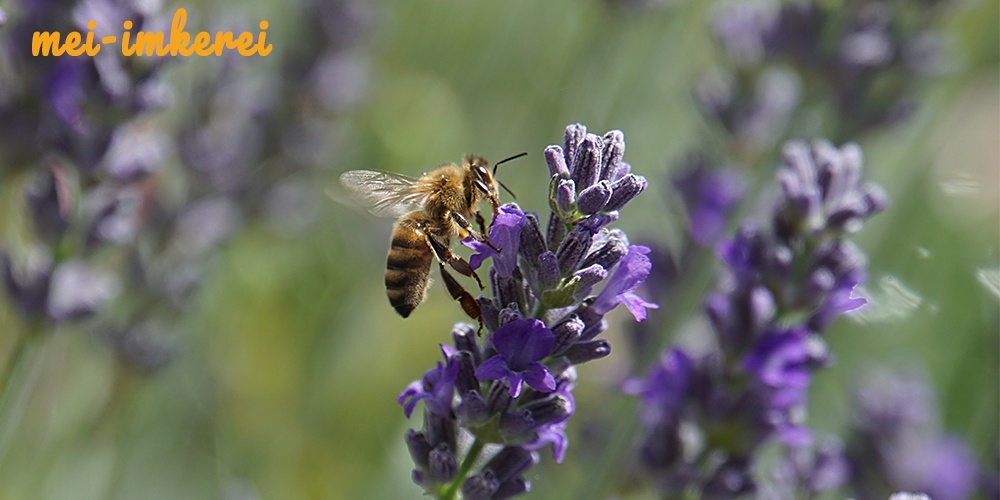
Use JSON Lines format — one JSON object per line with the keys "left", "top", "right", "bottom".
{"left": 0, "top": 0, "right": 996, "bottom": 498}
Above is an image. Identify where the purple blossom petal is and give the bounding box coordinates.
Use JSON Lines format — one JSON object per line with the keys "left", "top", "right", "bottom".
{"left": 623, "top": 348, "right": 693, "bottom": 426}
{"left": 397, "top": 347, "right": 458, "bottom": 418}
{"left": 475, "top": 355, "right": 509, "bottom": 380}
{"left": 476, "top": 319, "right": 556, "bottom": 397}
{"left": 522, "top": 363, "right": 556, "bottom": 393}
{"left": 466, "top": 205, "right": 527, "bottom": 277}
{"left": 896, "top": 436, "right": 979, "bottom": 500}
{"left": 744, "top": 328, "right": 813, "bottom": 390}
{"left": 777, "top": 423, "right": 813, "bottom": 447}
{"left": 491, "top": 319, "right": 554, "bottom": 370}
{"left": 592, "top": 245, "right": 657, "bottom": 319}
{"left": 526, "top": 422, "right": 569, "bottom": 463}
{"left": 621, "top": 292, "right": 659, "bottom": 321}
{"left": 507, "top": 372, "right": 525, "bottom": 398}
{"left": 397, "top": 383, "right": 424, "bottom": 419}
{"left": 47, "top": 60, "right": 88, "bottom": 132}
{"left": 674, "top": 163, "right": 743, "bottom": 246}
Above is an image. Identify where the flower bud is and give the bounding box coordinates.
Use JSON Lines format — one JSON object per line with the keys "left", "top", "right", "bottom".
{"left": 599, "top": 130, "right": 625, "bottom": 182}
{"left": 462, "top": 470, "right": 499, "bottom": 500}
{"left": 551, "top": 316, "right": 584, "bottom": 355}
{"left": 563, "top": 339, "right": 611, "bottom": 365}
{"left": 556, "top": 178, "right": 576, "bottom": 213}
{"left": 544, "top": 145, "right": 569, "bottom": 178}
{"left": 570, "top": 134, "right": 602, "bottom": 190}
{"left": 604, "top": 173, "right": 647, "bottom": 211}
{"left": 536, "top": 252, "right": 561, "bottom": 290}
{"left": 429, "top": 444, "right": 457, "bottom": 482}
{"left": 518, "top": 212, "right": 546, "bottom": 269}
{"left": 405, "top": 430, "right": 432, "bottom": 469}
{"left": 563, "top": 123, "right": 587, "bottom": 167}
{"left": 484, "top": 446, "right": 538, "bottom": 483}
{"left": 577, "top": 180, "right": 611, "bottom": 215}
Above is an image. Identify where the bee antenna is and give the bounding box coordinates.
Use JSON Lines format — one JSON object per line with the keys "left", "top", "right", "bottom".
{"left": 498, "top": 180, "right": 517, "bottom": 200}
{"left": 492, "top": 152, "right": 527, "bottom": 176}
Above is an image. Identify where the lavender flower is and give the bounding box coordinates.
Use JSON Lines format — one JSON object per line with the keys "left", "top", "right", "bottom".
{"left": 672, "top": 160, "right": 744, "bottom": 247}
{"left": 590, "top": 245, "right": 658, "bottom": 321}
{"left": 399, "top": 345, "right": 460, "bottom": 418}
{"left": 0, "top": 0, "right": 378, "bottom": 380}
{"left": 0, "top": 0, "right": 173, "bottom": 336}
{"left": 628, "top": 139, "right": 885, "bottom": 496}
{"left": 467, "top": 207, "right": 527, "bottom": 278}
{"left": 845, "top": 370, "right": 990, "bottom": 500}
{"left": 399, "top": 124, "right": 655, "bottom": 498}
{"left": 704, "top": 0, "right": 953, "bottom": 143}
{"left": 475, "top": 319, "right": 556, "bottom": 397}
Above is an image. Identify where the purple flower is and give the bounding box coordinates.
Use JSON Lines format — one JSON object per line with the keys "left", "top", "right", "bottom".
{"left": 591, "top": 245, "right": 658, "bottom": 321}
{"left": 744, "top": 328, "right": 817, "bottom": 395}
{"left": 523, "top": 379, "right": 575, "bottom": 463}
{"left": 718, "top": 224, "right": 768, "bottom": 280}
{"left": 708, "top": 0, "right": 941, "bottom": 135}
{"left": 673, "top": 162, "right": 744, "bottom": 246}
{"left": 890, "top": 436, "right": 979, "bottom": 500}
{"left": 711, "top": 0, "right": 781, "bottom": 66}
{"left": 810, "top": 264, "right": 868, "bottom": 329}
{"left": 622, "top": 348, "right": 693, "bottom": 427}
{"left": 847, "top": 370, "right": 990, "bottom": 500}
{"left": 46, "top": 259, "right": 119, "bottom": 322}
{"left": 628, "top": 138, "right": 887, "bottom": 497}
{"left": 476, "top": 319, "right": 556, "bottom": 397}
{"left": 47, "top": 59, "right": 89, "bottom": 132}
{"left": 466, "top": 204, "right": 527, "bottom": 277}
{"left": 400, "top": 124, "right": 651, "bottom": 497}
{"left": 778, "top": 140, "right": 887, "bottom": 236}
{"left": 743, "top": 328, "right": 829, "bottom": 447}
{"left": 526, "top": 422, "right": 569, "bottom": 464}
{"left": 398, "top": 345, "right": 459, "bottom": 418}
{"left": 854, "top": 370, "right": 935, "bottom": 436}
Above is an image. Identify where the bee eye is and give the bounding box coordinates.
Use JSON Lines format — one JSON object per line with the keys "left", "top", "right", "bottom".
{"left": 473, "top": 164, "right": 490, "bottom": 180}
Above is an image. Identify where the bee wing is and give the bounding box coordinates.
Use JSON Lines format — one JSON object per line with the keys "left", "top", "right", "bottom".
{"left": 338, "top": 170, "right": 427, "bottom": 218}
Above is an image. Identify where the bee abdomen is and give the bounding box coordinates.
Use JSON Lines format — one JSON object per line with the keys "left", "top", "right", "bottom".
{"left": 385, "top": 235, "right": 433, "bottom": 318}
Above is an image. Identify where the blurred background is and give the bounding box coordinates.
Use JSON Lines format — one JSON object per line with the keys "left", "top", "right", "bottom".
{"left": 0, "top": 0, "right": 996, "bottom": 498}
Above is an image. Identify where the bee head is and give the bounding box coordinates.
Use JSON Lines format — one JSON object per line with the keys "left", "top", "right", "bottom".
{"left": 462, "top": 155, "right": 498, "bottom": 211}
{"left": 468, "top": 153, "right": 524, "bottom": 213}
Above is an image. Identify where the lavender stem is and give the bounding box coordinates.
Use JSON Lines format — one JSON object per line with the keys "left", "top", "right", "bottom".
{"left": 442, "top": 438, "right": 485, "bottom": 500}
{"left": 0, "top": 321, "right": 43, "bottom": 469}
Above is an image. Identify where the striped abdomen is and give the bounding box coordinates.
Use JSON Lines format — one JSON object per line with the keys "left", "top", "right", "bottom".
{"left": 385, "top": 220, "right": 434, "bottom": 318}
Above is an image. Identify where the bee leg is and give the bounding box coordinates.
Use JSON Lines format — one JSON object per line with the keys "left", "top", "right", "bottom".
{"left": 452, "top": 212, "right": 501, "bottom": 253}
{"left": 438, "top": 263, "right": 483, "bottom": 331}
{"left": 475, "top": 211, "right": 489, "bottom": 233}
{"left": 426, "top": 233, "right": 485, "bottom": 290}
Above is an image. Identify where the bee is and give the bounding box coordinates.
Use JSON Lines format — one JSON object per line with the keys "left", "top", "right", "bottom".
{"left": 339, "top": 153, "right": 523, "bottom": 323}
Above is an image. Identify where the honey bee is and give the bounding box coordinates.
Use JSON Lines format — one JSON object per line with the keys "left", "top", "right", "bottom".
{"left": 339, "top": 153, "right": 523, "bottom": 323}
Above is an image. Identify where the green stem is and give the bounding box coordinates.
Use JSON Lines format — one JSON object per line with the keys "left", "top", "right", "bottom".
{"left": 0, "top": 332, "right": 31, "bottom": 409}
{"left": 441, "top": 438, "right": 485, "bottom": 500}
{"left": 0, "top": 322, "right": 42, "bottom": 470}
